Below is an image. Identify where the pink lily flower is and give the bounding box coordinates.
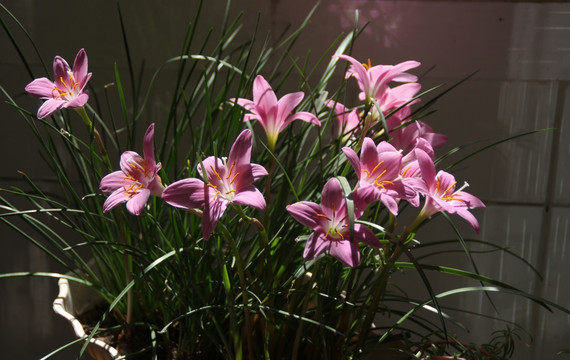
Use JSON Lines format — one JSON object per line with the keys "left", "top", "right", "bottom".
{"left": 162, "top": 129, "right": 267, "bottom": 240}
{"left": 390, "top": 120, "right": 448, "bottom": 155}
{"left": 414, "top": 149, "right": 485, "bottom": 233}
{"left": 99, "top": 124, "right": 164, "bottom": 215}
{"left": 334, "top": 54, "right": 420, "bottom": 104}
{"left": 325, "top": 100, "right": 362, "bottom": 140}
{"left": 230, "top": 75, "right": 321, "bottom": 150}
{"left": 287, "top": 178, "right": 380, "bottom": 267}
{"left": 342, "top": 138, "right": 416, "bottom": 214}
{"left": 25, "top": 49, "right": 92, "bottom": 119}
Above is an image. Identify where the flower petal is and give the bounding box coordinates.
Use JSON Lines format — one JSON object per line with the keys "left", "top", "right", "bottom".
{"left": 329, "top": 240, "right": 360, "bottom": 267}
{"left": 353, "top": 224, "right": 381, "bottom": 248}
{"left": 252, "top": 75, "right": 278, "bottom": 115}
{"left": 102, "top": 187, "right": 130, "bottom": 213}
{"left": 126, "top": 188, "right": 151, "bottom": 215}
{"left": 142, "top": 123, "right": 156, "bottom": 167}
{"left": 342, "top": 146, "right": 361, "bottom": 178}
{"left": 202, "top": 198, "right": 229, "bottom": 240}
{"left": 162, "top": 178, "right": 207, "bottom": 209}
{"left": 320, "top": 178, "right": 345, "bottom": 219}
{"left": 303, "top": 232, "right": 329, "bottom": 260}
{"left": 100, "top": 171, "right": 130, "bottom": 194}
{"left": 232, "top": 186, "right": 266, "bottom": 210}
{"left": 72, "top": 49, "right": 89, "bottom": 86}
{"left": 228, "top": 129, "right": 252, "bottom": 168}
{"left": 287, "top": 201, "right": 323, "bottom": 231}
{"left": 276, "top": 92, "right": 304, "bottom": 124}
{"left": 251, "top": 163, "right": 268, "bottom": 182}
{"left": 65, "top": 92, "right": 89, "bottom": 108}
{"left": 36, "top": 99, "right": 67, "bottom": 119}
{"left": 279, "top": 111, "right": 321, "bottom": 133}
{"left": 25, "top": 78, "right": 56, "bottom": 99}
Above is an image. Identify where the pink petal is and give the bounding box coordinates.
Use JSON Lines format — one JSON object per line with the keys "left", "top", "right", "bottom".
{"left": 455, "top": 208, "right": 481, "bottom": 233}
{"left": 457, "top": 191, "right": 486, "bottom": 209}
{"left": 334, "top": 55, "right": 370, "bottom": 96}
{"left": 360, "top": 138, "right": 380, "bottom": 171}
{"left": 320, "top": 178, "right": 346, "bottom": 219}
{"left": 72, "top": 49, "right": 89, "bottom": 85}
{"left": 231, "top": 97, "right": 257, "bottom": 113}
{"left": 303, "top": 232, "right": 329, "bottom": 260}
{"left": 287, "top": 201, "right": 324, "bottom": 231}
{"left": 36, "top": 99, "right": 67, "bottom": 119}
{"left": 228, "top": 129, "right": 252, "bottom": 168}
{"left": 276, "top": 92, "right": 304, "bottom": 125}
{"left": 329, "top": 240, "right": 360, "bottom": 267}
{"left": 353, "top": 224, "right": 381, "bottom": 248}
{"left": 251, "top": 163, "right": 268, "bottom": 182}
{"left": 279, "top": 111, "right": 321, "bottom": 133}
{"left": 342, "top": 146, "right": 361, "bottom": 178}
{"left": 100, "top": 171, "right": 130, "bottom": 194}
{"left": 198, "top": 156, "right": 224, "bottom": 183}
{"left": 162, "top": 178, "right": 207, "bottom": 209}
{"left": 65, "top": 92, "right": 89, "bottom": 108}
{"left": 126, "top": 188, "right": 150, "bottom": 215}
{"left": 102, "top": 188, "right": 130, "bottom": 213}
{"left": 120, "top": 151, "right": 145, "bottom": 179}
{"left": 379, "top": 193, "right": 400, "bottom": 216}
{"left": 232, "top": 186, "right": 266, "bottom": 210}
{"left": 53, "top": 55, "right": 71, "bottom": 82}
{"left": 25, "top": 78, "right": 56, "bottom": 98}
{"left": 142, "top": 123, "right": 156, "bottom": 166}
{"left": 389, "top": 60, "right": 421, "bottom": 82}
{"left": 202, "top": 198, "right": 229, "bottom": 240}
{"left": 415, "top": 149, "right": 436, "bottom": 191}
{"left": 252, "top": 75, "right": 278, "bottom": 115}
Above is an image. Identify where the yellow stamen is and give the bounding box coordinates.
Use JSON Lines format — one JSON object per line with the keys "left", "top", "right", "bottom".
{"left": 225, "top": 190, "right": 237, "bottom": 195}
{"left": 362, "top": 169, "right": 371, "bottom": 178}
{"left": 371, "top": 161, "right": 384, "bottom": 175}
{"left": 226, "top": 162, "right": 236, "bottom": 179}
{"left": 442, "top": 181, "right": 457, "bottom": 195}
{"left": 362, "top": 58, "right": 372, "bottom": 70}
{"left": 229, "top": 172, "right": 239, "bottom": 185}
{"left": 317, "top": 213, "right": 331, "bottom": 221}
{"left": 210, "top": 166, "right": 222, "bottom": 181}
{"left": 207, "top": 184, "right": 218, "bottom": 189}
{"left": 335, "top": 229, "right": 345, "bottom": 240}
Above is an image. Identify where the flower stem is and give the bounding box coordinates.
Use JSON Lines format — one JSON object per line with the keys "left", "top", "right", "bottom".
{"left": 218, "top": 222, "right": 255, "bottom": 360}
{"left": 74, "top": 107, "right": 112, "bottom": 171}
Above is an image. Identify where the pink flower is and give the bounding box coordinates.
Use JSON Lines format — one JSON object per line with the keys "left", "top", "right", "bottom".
{"left": 25, "top": 49, "right": 92, "bottom": 119}
{"left": 334, "top": 54, "right": 420, "bottom": 104}
{"left": 325, "top": 100, "right": 361, "bottom": 140}
{"left": 342, "top": 138, "right": 416, "bottom": 214}
{"left": 230, "top": 75, "right": 321, "bottom": 150}
{"left": 162, "top": 129, "right": 267, "bottom": 240}
{"left": 390, "top": 120, "right": 448, "bottom": 155}
{"left": 287, "top": 178, "right": 380, "bottom": 267}
{"left": 99, "top": 124, "right": 164, "bottom": 215}
{"left": 414, "top": 149, "right": 485, "bottom": 233}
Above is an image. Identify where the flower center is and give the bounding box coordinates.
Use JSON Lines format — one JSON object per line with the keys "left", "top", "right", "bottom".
{"left": 318, "top": 205, "right": 349, "bottom": 241}
{"left": 436, "top": 179, "right": 469, "bottom": 202}
{"left": 362, "top": 161, "right": 394, "bottom": 190}
{"left": 53, "top": 72, "right": 80, "bottom": 101}
{"left": 208, "top": 161, "right": 239, "bottom": 201}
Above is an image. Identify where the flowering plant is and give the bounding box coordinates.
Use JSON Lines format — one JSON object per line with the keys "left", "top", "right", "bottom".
{"left": 1, "top": 2, "right": 568, "bottom": 360}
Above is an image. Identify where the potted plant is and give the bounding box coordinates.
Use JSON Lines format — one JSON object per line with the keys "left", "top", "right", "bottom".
{"left": 0, "top": 1, "right": 568, "bottom": 359}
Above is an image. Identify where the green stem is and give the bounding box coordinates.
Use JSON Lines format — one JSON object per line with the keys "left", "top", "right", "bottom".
{"left": 74, "top": 107, "right": 112, "bottom": 171}
{"left": 218, "top": 222, "right": 255, "bottom": 360}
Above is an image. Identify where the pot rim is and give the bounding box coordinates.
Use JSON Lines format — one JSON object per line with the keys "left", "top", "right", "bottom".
{"left": 53, "top": 277, "right": 119, "bottom": 358}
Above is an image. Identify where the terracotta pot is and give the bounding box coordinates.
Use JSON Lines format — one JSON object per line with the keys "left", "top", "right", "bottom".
{"left": 53, "top": 277, "right": 119, "bottom": 360}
